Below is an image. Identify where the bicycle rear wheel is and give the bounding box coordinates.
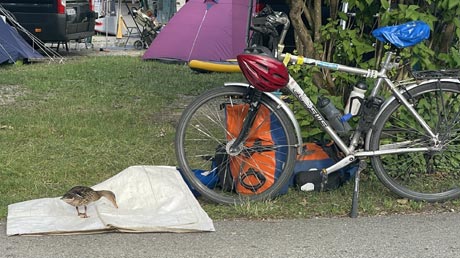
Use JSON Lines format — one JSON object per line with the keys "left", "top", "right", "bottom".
{"left": 370, "top": 81, "right": 460, "bottom": 202}
{"left": 175, "top": 86, "right": 297, "bottom": 204}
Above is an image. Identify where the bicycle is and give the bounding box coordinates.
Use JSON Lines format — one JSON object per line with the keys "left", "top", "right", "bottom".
{"left": 175, "top": 20, "right": 460, "bottom": 216}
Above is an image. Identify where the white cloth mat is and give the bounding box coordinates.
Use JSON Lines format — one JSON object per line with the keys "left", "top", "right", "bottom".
{"left": 7, "top": 165, "right": 214, "bottom": 235}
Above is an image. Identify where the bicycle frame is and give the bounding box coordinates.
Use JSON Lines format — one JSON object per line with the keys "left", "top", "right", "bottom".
{"left": 174, "top": 16, "right": 460, "bottom": 212}
{"left": 279, "top": 51, "right": 440, "bottom": 174}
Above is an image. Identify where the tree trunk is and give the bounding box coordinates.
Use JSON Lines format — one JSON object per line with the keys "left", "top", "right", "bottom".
{"left": 313, "top": 0, "right": 321, "bottom": 44}
{"left": 438, "top": 23, "right": 455, "bottom": 53}
{"left": 287, "top": 0, "right": 335, "bottom": 91}
{"left": 288, "top": 0, "right": 314, "bottom": 56}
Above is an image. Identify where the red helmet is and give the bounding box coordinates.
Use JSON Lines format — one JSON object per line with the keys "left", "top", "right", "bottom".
{"left": 237, "top": 54, "right": 289, "bottom": 92}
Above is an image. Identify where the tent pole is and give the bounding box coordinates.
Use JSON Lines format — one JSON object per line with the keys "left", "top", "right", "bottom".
{"left": 105, "top": 0, "right": 109, "bottom": 48}
{"left": 245, "top": 0, "right": 254, "bottom": 47}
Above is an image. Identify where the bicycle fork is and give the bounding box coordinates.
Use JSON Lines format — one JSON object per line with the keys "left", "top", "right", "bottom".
{"left": 228, "top": 89, "right": 263, "bottom": 156}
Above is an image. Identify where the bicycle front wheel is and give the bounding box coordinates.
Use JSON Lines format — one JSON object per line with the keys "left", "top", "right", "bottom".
{"left": 370, "top": 81, "right": 460, "bottom": 202}
{"left": 175, "top": 86, "right": 297, "bottom": 204}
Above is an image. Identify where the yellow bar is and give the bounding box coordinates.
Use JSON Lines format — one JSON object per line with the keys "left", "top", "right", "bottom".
{"left": 297, "top": 56, "right": 304, "bottom": 65}
{"left": 283, "top": 53, "right": 291, "bottom": 66}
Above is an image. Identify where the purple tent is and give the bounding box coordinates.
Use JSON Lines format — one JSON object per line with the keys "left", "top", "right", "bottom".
{"left": 143, "top": 0, "right": 252, "bottom": 62}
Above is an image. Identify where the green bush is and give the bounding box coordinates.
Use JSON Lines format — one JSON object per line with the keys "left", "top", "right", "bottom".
{"left": 286, "top": 0, "right": 460, "bottom": 138}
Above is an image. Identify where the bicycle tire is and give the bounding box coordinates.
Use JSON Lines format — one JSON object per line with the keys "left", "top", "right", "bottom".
{"left": 369, "top": 81, "right": 460, "bottom": 202}
{"left": 175, "top": 86, "right": 297, "bottom": 204}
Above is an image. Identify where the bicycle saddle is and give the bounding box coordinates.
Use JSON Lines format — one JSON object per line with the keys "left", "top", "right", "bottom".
{"left": 372, "top": 20, "right": 430, "bottom": 48}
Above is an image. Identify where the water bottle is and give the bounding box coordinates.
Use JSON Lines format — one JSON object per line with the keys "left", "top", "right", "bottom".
{"left": 344, "top": 82, "right": 368, "bottom": 116}
{"left": 317, "top": 96, "right": 351, "bottom": 134}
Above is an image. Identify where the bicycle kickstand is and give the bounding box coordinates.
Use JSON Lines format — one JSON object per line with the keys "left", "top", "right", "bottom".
{"left": 350, "top": 160, "right": 367, "bottom": 218}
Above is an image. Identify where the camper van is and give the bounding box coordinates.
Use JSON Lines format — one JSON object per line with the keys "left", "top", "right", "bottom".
{"left": 0, "top": 0, "right": 96, "bottom": 43}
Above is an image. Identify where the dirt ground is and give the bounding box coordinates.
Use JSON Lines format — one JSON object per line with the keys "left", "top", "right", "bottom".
{"left": 52, "top": 35, "right": 146, "bottom": 58}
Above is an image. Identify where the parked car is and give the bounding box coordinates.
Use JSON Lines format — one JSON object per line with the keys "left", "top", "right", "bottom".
{"left": 0, "top": 0, "right": 97, "bottom": 43}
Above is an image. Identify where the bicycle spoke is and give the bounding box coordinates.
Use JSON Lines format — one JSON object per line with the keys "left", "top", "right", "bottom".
{"left": 371, "top": 82, "right": 460, "bottom": 202}
{"left": 175, "top": 86, "right": 297, "bottom": 204}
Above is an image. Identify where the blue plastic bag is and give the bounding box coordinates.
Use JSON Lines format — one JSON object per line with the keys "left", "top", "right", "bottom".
{"left": 178, "top": 168, "right": 219, "bottom": 197}
{"left": 372, "top": 21, "right": 430, "bottom": 48}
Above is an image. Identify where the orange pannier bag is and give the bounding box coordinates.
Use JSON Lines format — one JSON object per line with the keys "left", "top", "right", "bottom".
{"left": 225, "top": 103, "right": 283, "bottom": 194}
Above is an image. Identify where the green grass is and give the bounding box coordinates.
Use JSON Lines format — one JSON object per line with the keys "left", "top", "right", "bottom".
{"left": 1, "top": 56, "right": 458, "bottom": 219}
{"left": 200, "top": 176, "right": 460, "bottom": 220}
{"left": 0, "top": 56, "right": 244, "bottom": 218}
